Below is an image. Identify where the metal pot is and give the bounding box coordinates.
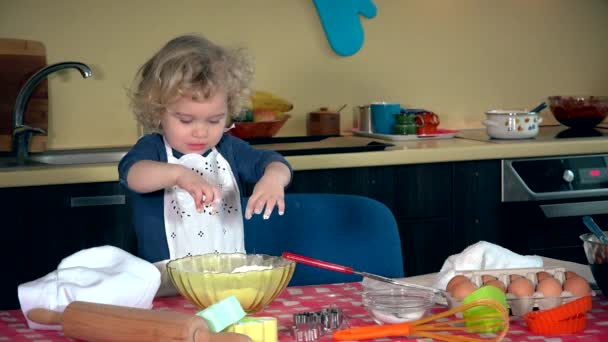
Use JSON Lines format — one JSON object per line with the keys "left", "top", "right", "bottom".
{"left": 354, "top": 105, "right": 372, "bottom": 133}
{"left": 483, "top": 110, "right": 542, "bottom": 139}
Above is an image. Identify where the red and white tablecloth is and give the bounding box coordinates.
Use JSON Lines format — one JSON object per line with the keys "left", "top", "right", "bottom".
{"left": 2, "top": 282, "right": 608, "bottom": 341}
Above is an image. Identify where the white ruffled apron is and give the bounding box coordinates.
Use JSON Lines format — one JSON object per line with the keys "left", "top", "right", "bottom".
{"left": 162, "top": 138, "right": 244, "bottom": 258}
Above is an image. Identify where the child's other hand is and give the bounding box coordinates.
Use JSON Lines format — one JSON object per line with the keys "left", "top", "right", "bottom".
{"left": 245, "top": 181, "right": 285, "bottom": 220}
{"left": 175, "top": 167, "right": 222, "bottom": 212}
{"left": 245, "top": 162, "right": 290, "bottom": 220}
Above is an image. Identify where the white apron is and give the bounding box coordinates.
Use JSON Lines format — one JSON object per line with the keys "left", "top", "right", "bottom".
{"left": 162, "top": 138, "right": 244, "bottom": 258}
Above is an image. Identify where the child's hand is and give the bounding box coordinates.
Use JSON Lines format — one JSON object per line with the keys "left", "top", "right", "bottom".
{"left": 175, "top": 166, "right": 222, "bottom": 212}
{"left": 245, "top": 162, "right": 291, "bottom": 220}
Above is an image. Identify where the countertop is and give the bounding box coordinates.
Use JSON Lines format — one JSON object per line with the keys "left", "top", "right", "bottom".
{"left": 2, "top": 129, "right": 608, "bottom": 188}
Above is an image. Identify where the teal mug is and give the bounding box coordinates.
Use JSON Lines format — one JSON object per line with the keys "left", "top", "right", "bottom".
{"left": 370, "top": 103, "right": 401, "bottom": 134}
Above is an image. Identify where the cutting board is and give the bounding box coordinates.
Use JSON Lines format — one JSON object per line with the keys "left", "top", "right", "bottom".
{"left": 0, "top": 38, "right": 48, "bottom": 152}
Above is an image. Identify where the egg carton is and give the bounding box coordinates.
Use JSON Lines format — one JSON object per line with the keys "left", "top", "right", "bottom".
{"left": 445, "top": 267, "right": 593, "bottom": 316}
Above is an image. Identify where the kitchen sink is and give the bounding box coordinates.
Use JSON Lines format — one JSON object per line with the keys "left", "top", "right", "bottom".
{"left": 0, "top": 157, "right": 47, "bottom": 168}
{"left": 0, "top": 147, "right": 128, "bottom": 169}
{"left": 29, "top": 148, "right": 127, "bottom": 165}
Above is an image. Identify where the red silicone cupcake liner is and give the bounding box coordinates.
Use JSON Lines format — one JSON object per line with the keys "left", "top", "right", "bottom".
{"left": 525, "top": 313, "right": 587, "bottom": 335}
{"left": 523, "top": 295, "right": 591, "bottom": 322}
{"left": 523, "top": 296, "right": 592, "bottom": 335}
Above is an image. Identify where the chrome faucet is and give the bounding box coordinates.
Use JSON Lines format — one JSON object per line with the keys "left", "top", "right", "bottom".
{"left": 12, "top": 61, "right": 92, "bottom": 164}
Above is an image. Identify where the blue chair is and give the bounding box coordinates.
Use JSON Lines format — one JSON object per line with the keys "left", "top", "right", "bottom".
{"left": 242, "top": 193, "right": 404, "bottom": 286}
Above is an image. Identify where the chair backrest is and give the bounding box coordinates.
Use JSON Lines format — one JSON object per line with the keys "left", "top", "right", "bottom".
{"left": 242, "top": 193, "right": 404, "bottom": 286}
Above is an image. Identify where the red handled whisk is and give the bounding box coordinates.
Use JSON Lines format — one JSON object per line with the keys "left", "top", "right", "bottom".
{"left": 283, "top": 252, "right": 509, "bottom": 341}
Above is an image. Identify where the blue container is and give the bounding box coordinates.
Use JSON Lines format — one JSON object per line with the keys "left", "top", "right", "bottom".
{"left": 370, "top": 103, "right": 401, "bottom": 134}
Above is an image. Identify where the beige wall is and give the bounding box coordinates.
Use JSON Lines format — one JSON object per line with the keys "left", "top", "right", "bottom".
{"left": 2, "top": 0, "right": 607, "bottom": 150}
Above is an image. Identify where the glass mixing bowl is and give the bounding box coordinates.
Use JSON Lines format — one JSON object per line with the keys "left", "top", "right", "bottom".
{"left": 547, "top": 96, "right": 608, "bottom": 129}
{"left": 167, "top": 253, "right": 295, "bottom": 313}
{"left": 580, "top": 232, "right": 608, "bottom": 296}
{"left": 362, "top": 288, "right": 434, "bottom": 324}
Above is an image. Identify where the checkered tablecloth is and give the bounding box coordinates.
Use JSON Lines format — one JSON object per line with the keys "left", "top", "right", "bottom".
{"left": 2, "top": 282, "right": 608, "bottom": 341}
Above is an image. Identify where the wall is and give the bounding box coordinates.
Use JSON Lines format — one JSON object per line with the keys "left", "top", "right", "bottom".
{"left": 1, "top": 0, "right": 607, "bottom": 150}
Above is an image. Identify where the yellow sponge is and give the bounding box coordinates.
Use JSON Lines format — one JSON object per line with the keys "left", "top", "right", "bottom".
{"left": 226, "top": 317, "right": 278, "bottom": 342}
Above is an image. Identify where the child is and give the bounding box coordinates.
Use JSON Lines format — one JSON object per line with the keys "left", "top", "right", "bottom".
{"left": 118, "top": 34, "right": 292, "bottom": 264}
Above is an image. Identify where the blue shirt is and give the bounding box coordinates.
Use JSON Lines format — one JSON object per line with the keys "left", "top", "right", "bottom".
{"left": 118, "top": 133, "right": 291, "bottom": 262}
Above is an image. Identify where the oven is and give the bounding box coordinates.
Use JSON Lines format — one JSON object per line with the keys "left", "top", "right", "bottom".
{"left": 501, "top": 154, "right": 608, "bottom": 264}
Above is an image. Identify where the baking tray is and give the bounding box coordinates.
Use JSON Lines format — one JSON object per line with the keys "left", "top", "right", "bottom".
{"left": 352, "top": 129, "right": 459, "bottom": 141}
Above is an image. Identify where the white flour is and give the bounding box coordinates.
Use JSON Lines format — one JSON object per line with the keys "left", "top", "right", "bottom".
{"left": 370, "top": 308, "right": 425, "bottom": 323}
{"left": 232, "top": 265, "right": 272, "bottom": 273}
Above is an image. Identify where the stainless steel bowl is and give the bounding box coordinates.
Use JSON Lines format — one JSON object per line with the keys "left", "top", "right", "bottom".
{"left": 580, "top": 232, "right": 608, "bottom": 295}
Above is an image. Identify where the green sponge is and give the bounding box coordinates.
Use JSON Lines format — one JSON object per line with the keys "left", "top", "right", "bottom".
{"left": 196, "top": 295, "right": 246, "bottom": 333}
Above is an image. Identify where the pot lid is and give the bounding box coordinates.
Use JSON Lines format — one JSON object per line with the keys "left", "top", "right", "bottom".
{"left": 310, "top": 107, "right": 339, "bottom": 115}
{"left": 485, "top": 109, "right": 536, "bottom": 116}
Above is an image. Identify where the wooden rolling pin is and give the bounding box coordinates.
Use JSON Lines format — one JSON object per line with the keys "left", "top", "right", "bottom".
{"left": 27, "top": 301, "right": 251, "bottom": 342}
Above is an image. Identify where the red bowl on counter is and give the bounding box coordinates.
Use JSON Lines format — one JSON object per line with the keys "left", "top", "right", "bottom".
{"left": 228, "top": 115, "right": 290, "bottom": 139}
{"left": 547, "top": 96, "right": 608, "bottom": 129}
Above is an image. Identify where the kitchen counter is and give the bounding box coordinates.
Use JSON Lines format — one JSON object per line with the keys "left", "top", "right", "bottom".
{"left": 2, "top": 131, "right": 608, "bottom": 188}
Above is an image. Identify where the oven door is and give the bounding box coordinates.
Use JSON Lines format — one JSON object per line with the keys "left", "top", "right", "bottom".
{"left": 501, "top": 155, "right": 608, "bottom": 264}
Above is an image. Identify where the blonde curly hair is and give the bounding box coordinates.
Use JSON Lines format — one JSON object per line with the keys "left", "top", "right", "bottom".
{"left": 129, "top": 34, "right": 254, "bottom": 132}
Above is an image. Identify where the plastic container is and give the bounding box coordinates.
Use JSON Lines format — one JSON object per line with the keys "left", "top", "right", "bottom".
{"left": 445, "top": 267, "right": 592, "bottom": 316}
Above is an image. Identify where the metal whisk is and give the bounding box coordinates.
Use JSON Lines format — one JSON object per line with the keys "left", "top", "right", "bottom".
{"left": 333, "top": 298, "right": 509, "bottom": 342}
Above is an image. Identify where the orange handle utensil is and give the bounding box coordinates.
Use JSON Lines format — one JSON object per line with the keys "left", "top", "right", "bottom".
{"left": 333, "top": 321, "right": 415, "bottom": 340}
{"left": 333, "top": 298, "right": 509, "bottom": 342}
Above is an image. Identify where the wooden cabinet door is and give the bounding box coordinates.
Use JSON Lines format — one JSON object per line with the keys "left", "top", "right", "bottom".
{"left": 389, "top": 163, "right": 451, "bottom": 219}
{"left": 1, "top": 182, "right": 135, "bottom": 310}
{"left": 59, "top": 182, "right": 135, "bottom": 254}
{"left": 452, "top": 160, "right": 505, "bottom": 252}
{"left": 0, "top": 186, "right": 26, "bottom": 309}
{"left": 399, "top": 218, "right": 453, "bottom": 276}
{"left": 288, "top": 163, "right": 451, "bottom": 218}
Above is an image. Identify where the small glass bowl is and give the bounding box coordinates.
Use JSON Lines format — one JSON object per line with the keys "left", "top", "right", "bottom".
{"left": 362, "top": 288, "right": 434, "bottom": 324}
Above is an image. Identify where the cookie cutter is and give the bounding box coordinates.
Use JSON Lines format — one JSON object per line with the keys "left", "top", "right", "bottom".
{"left": 292, "top": 305, "right": 349, "bottom": 341}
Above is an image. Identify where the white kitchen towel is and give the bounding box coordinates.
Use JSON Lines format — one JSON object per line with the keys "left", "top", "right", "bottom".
{"left": 18, "top": 245, "right": 161, "bottom": 330}
{"left": 433, "top": 241, "right": 543, "bottom": 291}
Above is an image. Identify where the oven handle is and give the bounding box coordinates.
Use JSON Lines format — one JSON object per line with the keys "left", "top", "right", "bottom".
{"left": 502, "top": 159, "right": 608, "bottom": 202}
{"left": 70, "top": 195, "right": 126, "bottom": 208}
{"left": 540, "top": 200, "right": 608, "bottom": 218}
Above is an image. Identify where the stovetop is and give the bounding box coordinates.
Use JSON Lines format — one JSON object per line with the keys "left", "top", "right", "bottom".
{"left": 457, "top": 125, "right": 608, "bottom": 143}
{"left": 243, "top": 134, "right": 394, "bottom": 156}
